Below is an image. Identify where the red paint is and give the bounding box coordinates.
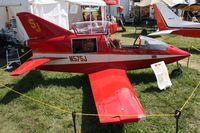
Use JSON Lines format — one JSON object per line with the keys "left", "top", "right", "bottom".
{"left": 109, "top": 22, "right": 118, "bottom": 33}
{"left": 17, "top": 12, "right": 73, "bottom": 39}
{"left": 103, "top": 0, "right": 118, "bottom": 5}
{"left": 89, "top": 69, "right": 145, "bottom": 123}
{"left": 152, "top": 4, "right": 168, "bottom": 31}
{"left": 11, "top": 58, "right": 50, "bottom": 76}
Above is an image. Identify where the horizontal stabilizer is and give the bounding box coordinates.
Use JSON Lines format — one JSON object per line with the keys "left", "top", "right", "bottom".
{"left": 11, "top": 58, "right": 50, "bottom": 76}
{"left": 148, "top": 29, "right": 178, "bottom": 36}
{"left": 89, "top": 69, "right": 145, "bottom": 123}
{"left": 182, "top": 22, "right": 200, "bottom": 28}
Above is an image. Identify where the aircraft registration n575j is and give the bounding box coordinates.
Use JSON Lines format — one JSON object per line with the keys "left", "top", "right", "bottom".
{"left": 11, "top": 12, "right": 190, "bottom": 124}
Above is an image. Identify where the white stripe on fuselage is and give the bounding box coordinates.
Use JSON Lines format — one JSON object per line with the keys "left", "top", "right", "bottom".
{"left": 33, "top": 53, "right": 182, "bottom": 65}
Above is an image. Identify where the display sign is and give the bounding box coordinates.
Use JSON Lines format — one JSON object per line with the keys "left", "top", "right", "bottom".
{"left": 103, "top": 0, "right": 118, "bottom": 5}
{"left": 151, "top": 61, "right": 172, "bottom": 90}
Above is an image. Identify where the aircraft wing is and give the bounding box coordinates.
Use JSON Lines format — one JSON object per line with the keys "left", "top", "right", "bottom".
{"left": 11, "top": 58, "right": 50, "bottom": 76}
{"left": 88, "top": 69, "right": 145, "bottom": 123}
{"left": 148, "top": 29, "right": 179, "bottom": 36}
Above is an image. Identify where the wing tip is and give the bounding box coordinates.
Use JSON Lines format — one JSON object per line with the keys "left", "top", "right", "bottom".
{"left": 10, "top": 71, "right": 24, "bottom": 76}
{"left": 138, "top": 115, "right": 146, "bottom": 121}
{"left": 9, "top": 58, "right": 50, "bottom": 77}
{"left": 10, "top": 73, "right": 21, "bottom": 76}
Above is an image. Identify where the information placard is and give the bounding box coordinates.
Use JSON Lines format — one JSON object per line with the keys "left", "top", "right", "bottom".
{"left": 151, "top": 61, "right": 172, "bottom": 90}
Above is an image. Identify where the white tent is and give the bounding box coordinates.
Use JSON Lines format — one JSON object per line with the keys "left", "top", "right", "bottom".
{"left": 65, "top": 0, "right": 106, "bottom": 6}
{"left": 66, "top": 0, "right": 106, "bottom": 30}
{"left": 0, "top": 0, "right": 29, "bottom": 6}
{"left": 135, "top": 0, "right": 186, "bottom": 7}
{"left": 0, "top": 0, "right": 30, "bottom": 42}
{"left": 0, "top": 0, "right": 106, "bottom": 42}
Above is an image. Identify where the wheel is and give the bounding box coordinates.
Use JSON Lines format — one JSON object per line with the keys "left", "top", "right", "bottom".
{"left": 171, "top": 68, "right": 183, "bottom": 77}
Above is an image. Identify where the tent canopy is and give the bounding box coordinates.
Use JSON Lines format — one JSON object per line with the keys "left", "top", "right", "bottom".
{"left": 172, "top": 3, "right": 188, "bottom": 9}
{"left": 0, "top": 0, "right": 106, "bottom": 7}
{"left": 181, "top": 4, "right": 200, "bottom": 11}
{"left": 135, "top": 0, "right": 186, "bottom": 7}
{"left": 0, "top": 0, "right": 28, "bottom": 7}
{"left": 0, "top": 0, "right": 59, "bottom": 7}
{"left": 32, "top": 0, "right": 58, "bottom": 5}
{"left": 65, "top": 0, "right": 106, "bottom": 6}
{"left": 135, "top": 0, "right": 160, "bottom": 7}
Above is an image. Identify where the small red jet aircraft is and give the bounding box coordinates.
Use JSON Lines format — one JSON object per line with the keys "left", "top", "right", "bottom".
{"left": 149, "top": 2, "right": 200, "bottom": 38}
{"left": 11, "top": 12, "right": 190, "bottom": 124}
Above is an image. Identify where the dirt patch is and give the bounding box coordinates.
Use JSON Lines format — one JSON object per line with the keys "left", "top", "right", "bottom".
{"left": 180, "top": 54, "right": 200, "bottom": 72}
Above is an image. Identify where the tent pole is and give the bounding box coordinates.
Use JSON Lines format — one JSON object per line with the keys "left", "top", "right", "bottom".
{"left": 109, "top": 5, "right": 111, "bottom": 20}
{"left": 6, "top": 6, "right": 9, "bottom": 21}
{"left": 89, "top": 5, "right": 91, "bottom": 21}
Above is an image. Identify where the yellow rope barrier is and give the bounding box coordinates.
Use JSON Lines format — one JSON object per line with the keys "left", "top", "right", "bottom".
{"left": 0, "top": 83, "right": 72, "bottom": 114}
{"left": 180, "top": 81, "right": 200, "bottom": 112}
{"left": 0, "top": 80, "right": 199, "bottom": 118}
{"left": 0, "top": 83, "right": 175, "bottom": 118}
{"left": 0, "top": 65, "right": 7, "bottom": 70}
{"left": 76, "top": 112, "right": 174, "bottom": 117}
{"left": 191, "top": 46, "right": 200, "bottom": 52}
{"left": 18, "top": 49, "right": 32, "bottom": 59}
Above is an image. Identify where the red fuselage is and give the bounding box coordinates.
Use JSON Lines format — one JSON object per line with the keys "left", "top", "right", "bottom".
{"left": 27, "top": 34, "right": 190, "bottom": 74}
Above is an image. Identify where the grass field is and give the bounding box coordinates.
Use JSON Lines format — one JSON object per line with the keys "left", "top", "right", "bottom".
{"left": 0, "top": 26, "right": 200, "bottom": 133}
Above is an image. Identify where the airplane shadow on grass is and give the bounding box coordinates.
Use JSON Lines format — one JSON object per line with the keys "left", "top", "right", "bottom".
{"left": 0, "top": 70, "right": 125, "bottom": 132}
{"left": 81, "top": 80, "right": 124, "bottom": 133}
{"left": 0, "top": 70, "right": 86, "bottom": 104}
{"left": 0, "top": 69, "right": 179, "bottom": 133}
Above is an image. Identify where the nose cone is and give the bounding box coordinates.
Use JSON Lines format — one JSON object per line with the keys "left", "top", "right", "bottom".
{"left": 168, "top": 45, "right": 190, "bottom": 58}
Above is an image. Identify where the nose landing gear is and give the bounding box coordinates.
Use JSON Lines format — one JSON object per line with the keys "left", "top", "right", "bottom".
{"left": 171, "top": 62, "right": 183, "bottom": 77}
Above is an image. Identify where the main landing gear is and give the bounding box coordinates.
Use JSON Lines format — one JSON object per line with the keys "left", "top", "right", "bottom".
{"left": 171, "top": 62, "right": 183, "bottom": 77}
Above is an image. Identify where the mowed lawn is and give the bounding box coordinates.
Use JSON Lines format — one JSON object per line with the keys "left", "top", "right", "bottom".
{"left": 0, "top": 26, "right": 200, "bottom": 133}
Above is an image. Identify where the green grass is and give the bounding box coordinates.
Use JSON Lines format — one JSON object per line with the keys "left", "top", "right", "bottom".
{"left": 0, "top": 26, "right": 200, "bottom": 133}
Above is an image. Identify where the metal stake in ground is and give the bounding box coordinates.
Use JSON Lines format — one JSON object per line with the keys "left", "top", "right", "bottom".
{"left": 175, "top": 110, "right": 181, "bottom": 133}
{"left": 72, "top": 111, "right": 77, "bottom": 133}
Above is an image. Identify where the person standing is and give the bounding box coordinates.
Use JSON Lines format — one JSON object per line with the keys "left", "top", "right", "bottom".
{"left": 117, "top": 6, "right": 126, "bottom": 32}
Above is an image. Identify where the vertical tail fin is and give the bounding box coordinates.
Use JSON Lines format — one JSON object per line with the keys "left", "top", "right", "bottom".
{"left": 17, "top": 12, "right": 74, "bottom": 39}
{"left": 152, "top": 3, "right": 168, "bottom": 30}
{"left": 153, "top": 2, "right": 183, "bottom": 30}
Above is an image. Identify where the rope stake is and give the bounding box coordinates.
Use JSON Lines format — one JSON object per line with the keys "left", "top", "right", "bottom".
{"left": 72, "top": 112, "right": 77, "bottom": 133}
{"left": 175, "top": 110, "right": 181, "bottom": 133}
